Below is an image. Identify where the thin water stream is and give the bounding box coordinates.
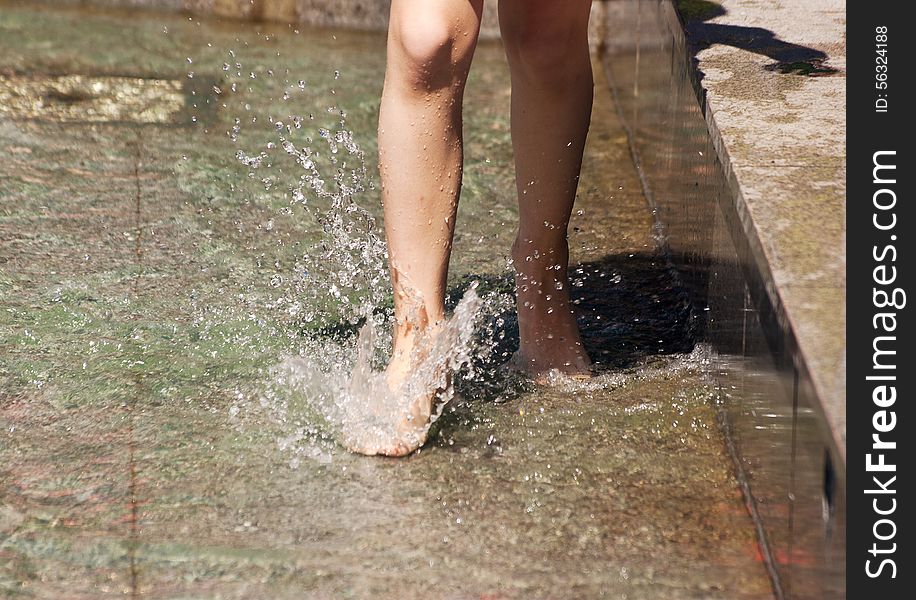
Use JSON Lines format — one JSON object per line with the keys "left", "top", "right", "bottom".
{"left": 0, "top": 2, "right": 774, "bottom": 598}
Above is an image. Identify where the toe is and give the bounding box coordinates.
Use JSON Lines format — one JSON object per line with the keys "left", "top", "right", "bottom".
{"left": 384, "top": 429, "right": 428, "bottom": 457}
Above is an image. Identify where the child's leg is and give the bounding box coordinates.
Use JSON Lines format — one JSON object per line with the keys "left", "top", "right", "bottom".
{"left": 366, "top": 0, "right": 482, "bottom": 456}
{"left": 499, "top": 0, "right": 594, "bottom": 376}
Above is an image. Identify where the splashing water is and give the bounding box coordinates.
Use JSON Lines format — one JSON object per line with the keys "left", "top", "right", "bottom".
{"left": 236, "top": 107, "right": 390, "bottom": 327}
{"left": 225, "top": 67, "right": 502, "bottom": 454}
{"left": 280, "top": 284, "right": 484, "bottom": 454}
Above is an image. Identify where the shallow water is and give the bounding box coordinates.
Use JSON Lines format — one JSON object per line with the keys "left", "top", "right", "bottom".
{"left": 0, "top": 2, "right": 774, "bottom": 598}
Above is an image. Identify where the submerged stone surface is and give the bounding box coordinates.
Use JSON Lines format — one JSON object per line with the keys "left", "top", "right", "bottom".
{"left": 0, "top": 2, "right": 773, "bottom": 598}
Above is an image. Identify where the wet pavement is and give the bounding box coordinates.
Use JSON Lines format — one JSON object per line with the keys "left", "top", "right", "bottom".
{"left": 1, "top": 2, "right": 774, "bottom": 598}
{"left": 599, "top": 2, "right": 846, "bottom": 597}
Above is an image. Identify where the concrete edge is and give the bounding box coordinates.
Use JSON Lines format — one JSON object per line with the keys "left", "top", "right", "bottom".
{"left": 659, "top": 2, "right": 846, "bottom": 470}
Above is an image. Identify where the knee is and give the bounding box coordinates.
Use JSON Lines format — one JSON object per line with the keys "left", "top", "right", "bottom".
{"left": 389, "top": 11, "right": 471, "bottom": 91}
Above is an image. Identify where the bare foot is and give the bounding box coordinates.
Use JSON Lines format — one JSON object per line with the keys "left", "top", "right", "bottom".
{"left": 511, "top": 238, "right": 591, "bottom": 381}
{"left": 346, "top": 323, "right": 443, "bottom": 457}
{"left": 344, "top": 284, "right": 482, "bottom": 457}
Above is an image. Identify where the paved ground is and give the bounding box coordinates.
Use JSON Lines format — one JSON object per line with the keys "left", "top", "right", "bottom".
{"left": 684, "top": 0, "right": 847, "bottom": 459}
{"left": 0, "top": 2, "right": 775, "bottom": 598}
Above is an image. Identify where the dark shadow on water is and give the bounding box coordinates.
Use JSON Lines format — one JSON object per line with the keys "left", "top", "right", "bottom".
{"left": 302, "top": 252, "right": 700, "bottom": 406}
{"left": 678, "top": 0, "right": 838, "bottom": 77}
{"left": 573, "top": 252, "right": 697, "bottom": 365}
{"left": 446, "top": 251, "right": 699, "bottom": 403}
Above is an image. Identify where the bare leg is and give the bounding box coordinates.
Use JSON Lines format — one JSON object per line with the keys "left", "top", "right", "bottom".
{"left": 499, "top": 0, "right": 594, "bottom": 377}
{"left": 360, "top": 0, "right": 482, "bottom": 456}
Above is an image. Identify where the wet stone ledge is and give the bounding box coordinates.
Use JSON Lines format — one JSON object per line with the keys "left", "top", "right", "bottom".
{"left": 597, "top": 1, "right": 846, "bottom": 599}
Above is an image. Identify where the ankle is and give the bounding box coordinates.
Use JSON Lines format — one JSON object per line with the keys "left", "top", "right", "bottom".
{"left": 392, "top": 314, "right": 445, "bottom": 356}
{"left": 513, "top": 245, "right": 572, "bottom": 314}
